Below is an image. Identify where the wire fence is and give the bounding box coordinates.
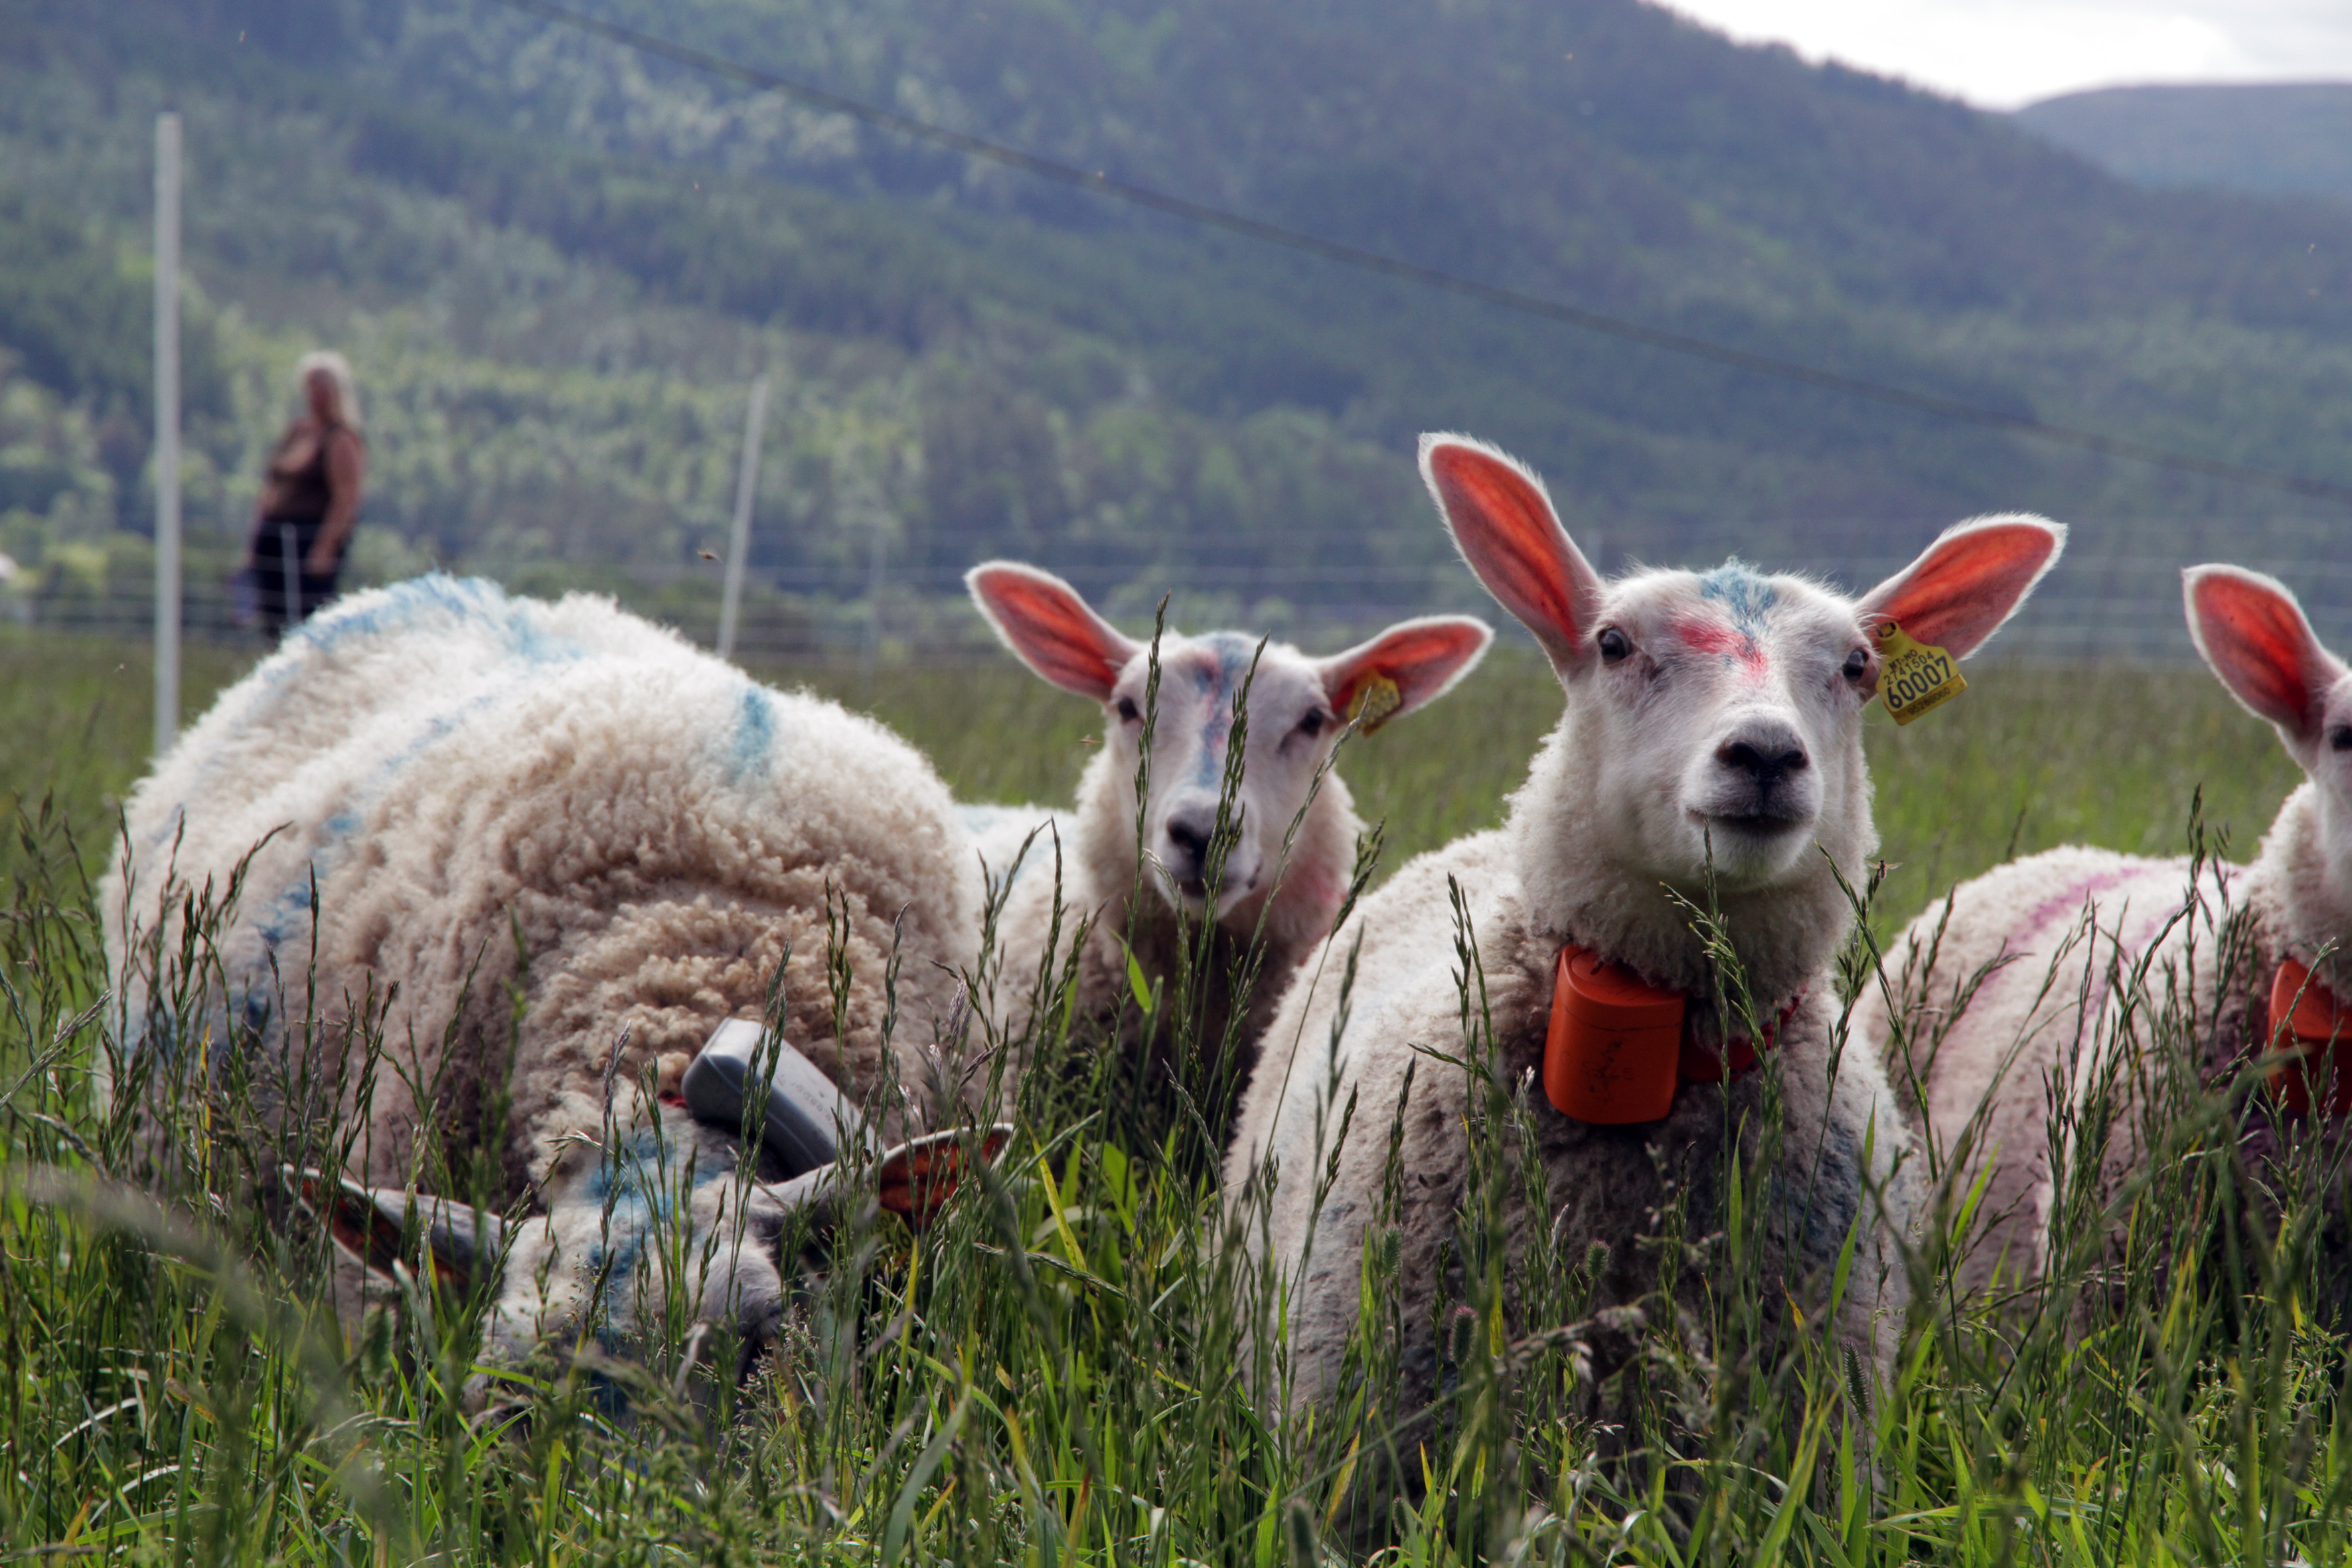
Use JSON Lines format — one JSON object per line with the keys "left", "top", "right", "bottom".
{"left": 15, "top": 539, "right": 2352, "bottom": 668}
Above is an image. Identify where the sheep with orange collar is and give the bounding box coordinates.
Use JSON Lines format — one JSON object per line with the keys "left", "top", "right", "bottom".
{"left": 1855, "top": 566, "right": 2352, "bottom": 1302}
{"left": 963, "top": 563, "right": 1491, "bottom": 1142}
{"left": 1226, "top": 434, "right": 2064, "bottom": 1475}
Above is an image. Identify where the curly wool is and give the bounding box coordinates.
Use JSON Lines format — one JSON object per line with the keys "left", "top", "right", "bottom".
{"left": 104, "top": 576, "right": 981, "bottom": 1195}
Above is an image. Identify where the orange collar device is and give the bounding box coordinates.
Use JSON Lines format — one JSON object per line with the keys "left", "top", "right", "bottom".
{"left": 1543, "top": 943, "right": 1799, "bottom": 1125}
{"left": 2268, "top": 956, "right": 2352, "bottom": 1116}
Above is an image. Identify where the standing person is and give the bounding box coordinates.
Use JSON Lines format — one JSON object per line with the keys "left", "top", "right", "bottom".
{"left": 243, "top": 351, "right": 365, "bottom": 633}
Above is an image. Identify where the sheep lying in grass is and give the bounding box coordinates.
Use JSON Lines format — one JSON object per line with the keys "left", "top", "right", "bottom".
{"left": 1856, "top": 566, "right": 2352, "bottom": 1300}
{"left": 963, "top": 562, "right": 1490, "bottom": 1142}
{"left": 1227, "top": 435, "right": 2063, "bottom": 1477}
{"left": 103, "top": 576, "right": 991, "bottom": 1369}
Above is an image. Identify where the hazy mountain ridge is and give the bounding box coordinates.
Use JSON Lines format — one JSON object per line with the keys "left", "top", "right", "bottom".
{"left": 2019, "top": 83, "right": 2352, "bottom": 210}
{"left": 7, "top": 0, "right": 2352, "bottom": 653}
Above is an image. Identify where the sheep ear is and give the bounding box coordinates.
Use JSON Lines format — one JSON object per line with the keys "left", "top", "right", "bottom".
{"left": 967, "top": 562, "right": 1142, "bottom": 702}
{"left": 2185, "top": 565, "right": 2347, "bottom": 757}
{"left": 1317, "top": 617, "right": 1493, "bottom": 731}
{"left": 874, "top": 1125, "right": 1014, "bottom": 1230}
{"left": 289, "top": 1166, "right": 503, "bottom": 1290}
{"left": 1858, "top": 514, "right": 2066, "bottom": 660}
{"left": 1419, "top": 434, "right": 1605, "bottom": 678}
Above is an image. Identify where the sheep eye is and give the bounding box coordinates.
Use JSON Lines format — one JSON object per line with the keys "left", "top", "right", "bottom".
{"left": 1843, "top": 648, "right": 1869, "bottom": 681}
{"left": 1115, "top": 698, "right": 1140, "bottom": 723}
{"left": 1597, "top": 628, "right": 1632, "bottom": 664}
{"left": 1298, "top": 710, "right": 1328, "bottom": 739}
{"left": 2331, "top": 727, "right": 2352, "bottom": 753}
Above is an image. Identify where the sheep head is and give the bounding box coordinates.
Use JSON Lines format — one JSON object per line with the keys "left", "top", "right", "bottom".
{"left": 967, "top": 561, "right": 1490, "bottom": 929}
{"left": 304, "top": 1104, "right": 1009, "bottom": 1396}
{"left": 2185, "top": 566, "right": 2352, "bottom": 901}
{"left": 1420, "top": 433, "right": 2065, "bottom": 971}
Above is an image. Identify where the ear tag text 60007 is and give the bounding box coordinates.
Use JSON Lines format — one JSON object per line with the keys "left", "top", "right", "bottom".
{"left": 1347, "top": 674, "right": 1403, "bottom": 734}
{"left": 1875, "top": 621, "right": 1964, "bottom": 726}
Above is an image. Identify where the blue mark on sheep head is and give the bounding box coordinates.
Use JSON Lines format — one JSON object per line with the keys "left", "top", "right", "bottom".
{"left": 1697, "top": 562, "right": 1779, "bottom": 638}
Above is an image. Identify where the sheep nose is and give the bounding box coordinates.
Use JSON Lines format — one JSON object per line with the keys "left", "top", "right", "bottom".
{"left": 1163, "top": 810, "right": 1216, "bottom": 884}
{"left": 1716, "top": 727, "right": 1808, "bottom": 789}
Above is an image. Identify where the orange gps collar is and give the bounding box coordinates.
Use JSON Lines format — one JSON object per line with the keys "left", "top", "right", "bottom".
{"left": 1543, "top": 943, "right": 1800, "bottom": 1125}
{"left": 2268, "top": 957, "right": 2352, "bottom": 1117}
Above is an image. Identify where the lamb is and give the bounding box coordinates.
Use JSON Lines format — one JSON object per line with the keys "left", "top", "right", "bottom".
{"left": 1854, "top": 565, "right": 2352, "bottom": 1300}
{"left": 963, "top": 562, "right": 1491, "bottom": 1140}
{"left": 102, "top": 575, "right": 996, "bottom": 1370}
{"left": 1225, "top": 434, "right": 2064, "bottom": 1492}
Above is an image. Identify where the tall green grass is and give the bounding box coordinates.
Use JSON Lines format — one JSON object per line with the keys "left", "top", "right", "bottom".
{"left": 2, "top": 631, "right": 2343, "bottom": 1564}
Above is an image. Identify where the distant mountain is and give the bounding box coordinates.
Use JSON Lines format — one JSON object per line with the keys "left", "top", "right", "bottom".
{"left": 2017, "top": 84, "right": 2352, "bottom": 208}
{"left": 10, "top": 0, "right": 2352, "bottom": 654}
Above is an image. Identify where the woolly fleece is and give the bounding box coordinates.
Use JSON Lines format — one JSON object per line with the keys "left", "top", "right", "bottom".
{"left": 104, "top": 576, "right": 982, "bottom": 1198}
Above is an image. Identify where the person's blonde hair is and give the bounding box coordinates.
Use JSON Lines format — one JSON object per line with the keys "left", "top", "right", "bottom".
{"left": 294, "top": 350, "right": 362, "bottom": 431}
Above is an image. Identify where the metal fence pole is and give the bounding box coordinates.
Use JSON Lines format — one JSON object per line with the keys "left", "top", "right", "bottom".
{"left": 716, "top": 373, "right": 769, "bottom": 659}
{"left": 153, "top": 112, "right": 182, "bottom": 755}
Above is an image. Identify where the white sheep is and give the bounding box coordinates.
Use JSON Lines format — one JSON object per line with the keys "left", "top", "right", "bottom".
{"left": 1854, "top": 565, "right": 2352, "bottom": 1298}
{"left": 963, "top": 562, "right": 1491, "bottom": 1138}
{"left": 103, "top": 576, "right": 992, "bottom": 1366}
{"left": 1226, "top": 435, "right": 2065, "bottom": 1465}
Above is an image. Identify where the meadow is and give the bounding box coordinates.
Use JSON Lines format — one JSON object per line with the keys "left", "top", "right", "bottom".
{"left": 0, "top": 625, "right": 2340, "bottom": 1565}
{"left": 0, "top": 631, "right": 2306, "bottom": 922}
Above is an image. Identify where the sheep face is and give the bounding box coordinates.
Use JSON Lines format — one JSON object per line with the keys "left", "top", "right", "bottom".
{"left": 1420, "top": 433, "right": 2065, "bottom": 907}
{"left": 2187, "top": 566, "right": 2352, "bottom": 897}
{"left": 967, "top": 562, "right": 1490, "bottom": 923}
{"left": 1551, "top": 564, "right": 1879, "bottom": 890}
{"left": 313, "top": 1102, "right": 1006, "bottom": 1396}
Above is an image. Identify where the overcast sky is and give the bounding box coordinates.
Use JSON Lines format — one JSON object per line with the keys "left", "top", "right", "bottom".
{"left": 1661, "top": 0, "right": 2352, "bottom": 110}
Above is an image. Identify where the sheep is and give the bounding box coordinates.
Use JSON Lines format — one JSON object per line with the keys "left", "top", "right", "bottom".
{"left": 102, "top": 574, "right": 994, "bottom": 1370}
{"left": 1225, "top": 434, "right": 2065, "bottom": 1488}
{"left": 962, "top": 562, "right": 1492, "bottom": 1142}
{"left": 1853, "top": 565, "right": 2352, "bottom": 1300}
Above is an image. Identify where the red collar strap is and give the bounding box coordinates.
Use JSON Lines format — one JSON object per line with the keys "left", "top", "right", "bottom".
{"left": 2268, "top": 956, "right": 2352, "bottom": 1116}
{"left": 1543, "top": 943, "right": 1803, "bottom": 1125}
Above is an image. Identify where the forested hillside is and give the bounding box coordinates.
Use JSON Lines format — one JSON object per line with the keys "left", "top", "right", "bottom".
{"left": 5, "top": 0, "right": 2351, "bottom": 653}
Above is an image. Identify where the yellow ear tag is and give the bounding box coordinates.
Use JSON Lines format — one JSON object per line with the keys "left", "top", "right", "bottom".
{"left": 1347, "top": 674, "right": 1404, "bottom": 734}
{"left": 1875, "top": 621, "right": 1965, "bottom": 726}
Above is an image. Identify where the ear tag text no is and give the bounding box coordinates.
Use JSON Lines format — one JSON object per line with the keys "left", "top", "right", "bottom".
{"left": 1347, "top": 674, "right": 1403, "bottom": 734}
{"left": 1875, "top": 621, "right": 1964, "bottom": 726}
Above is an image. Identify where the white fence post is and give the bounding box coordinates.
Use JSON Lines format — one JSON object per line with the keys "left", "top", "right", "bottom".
{"left": 153, "top": 112, "right": 183, "bottom": 755}
{"left": 716, "top": 373, "right": 769, "bottom": 660}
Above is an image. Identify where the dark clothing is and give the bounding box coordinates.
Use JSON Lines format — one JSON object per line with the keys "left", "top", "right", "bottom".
{"left": 261, "top": 422, "right": 345, "bottom": 524}
{"left": 253, "top": 517, "right": 341, "bottom": 631}
{"left": 248, "top": 418, "right": 359, "bottom": 632}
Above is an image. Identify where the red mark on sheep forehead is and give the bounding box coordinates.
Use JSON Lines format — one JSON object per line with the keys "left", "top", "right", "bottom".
{"left": 1668, "top": 611, "right": 1771, "bottom": 677}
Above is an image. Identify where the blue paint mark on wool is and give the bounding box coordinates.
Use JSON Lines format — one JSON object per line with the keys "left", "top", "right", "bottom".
{"left": 1697, "top": 562, "right": 1778, "bottom": 635}
{"left": 1190, "top": 633, "right": 1258, "bottom": 787}
{"left": 734, "top": 685, "right": 776, "bottom": 780}
{"left": 292, "top": 574, "right": 493, "bottom": 659}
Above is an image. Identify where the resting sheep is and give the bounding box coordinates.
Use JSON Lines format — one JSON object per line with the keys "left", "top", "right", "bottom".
{"left": 963, "top": 562, "right": 1490, "bottom": 1142}
{"left": 103, "top": 576, "right": 988, "bottom": 1368}
{"left": 1227, "top": 435, "right": 2063, "bottom": 1491}
{"left": 1855, "top": 566, "right": 2352, "bottom": 1300}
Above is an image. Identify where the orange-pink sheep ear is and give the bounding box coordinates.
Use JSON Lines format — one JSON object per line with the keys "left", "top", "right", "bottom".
{"left": 1858, "top": 514, "right": 2067, "bottom": 659}
{"left": 1418, "top": 433, "right": 1605, "bottom": 678}
{"left": 2185, "top": 564, "right": 2349, "bottom": 755}
{"left": 967, "top": 561, "right": 1142, "bottom": 702}
{"left": 1316, "top": 617, "right": 1493, "bottom": 730}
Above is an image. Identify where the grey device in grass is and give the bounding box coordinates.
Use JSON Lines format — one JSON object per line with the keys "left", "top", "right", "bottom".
{"left": 683, "top": 1017, "right": 878, "bottom": 1178}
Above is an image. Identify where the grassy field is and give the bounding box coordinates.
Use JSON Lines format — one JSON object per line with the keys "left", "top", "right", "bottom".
{"left": 0, "top": 626, "right": 2341, "bottom": 1565}
{"left": 0, "top": 630, "right": 2307, "bottom": 928}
